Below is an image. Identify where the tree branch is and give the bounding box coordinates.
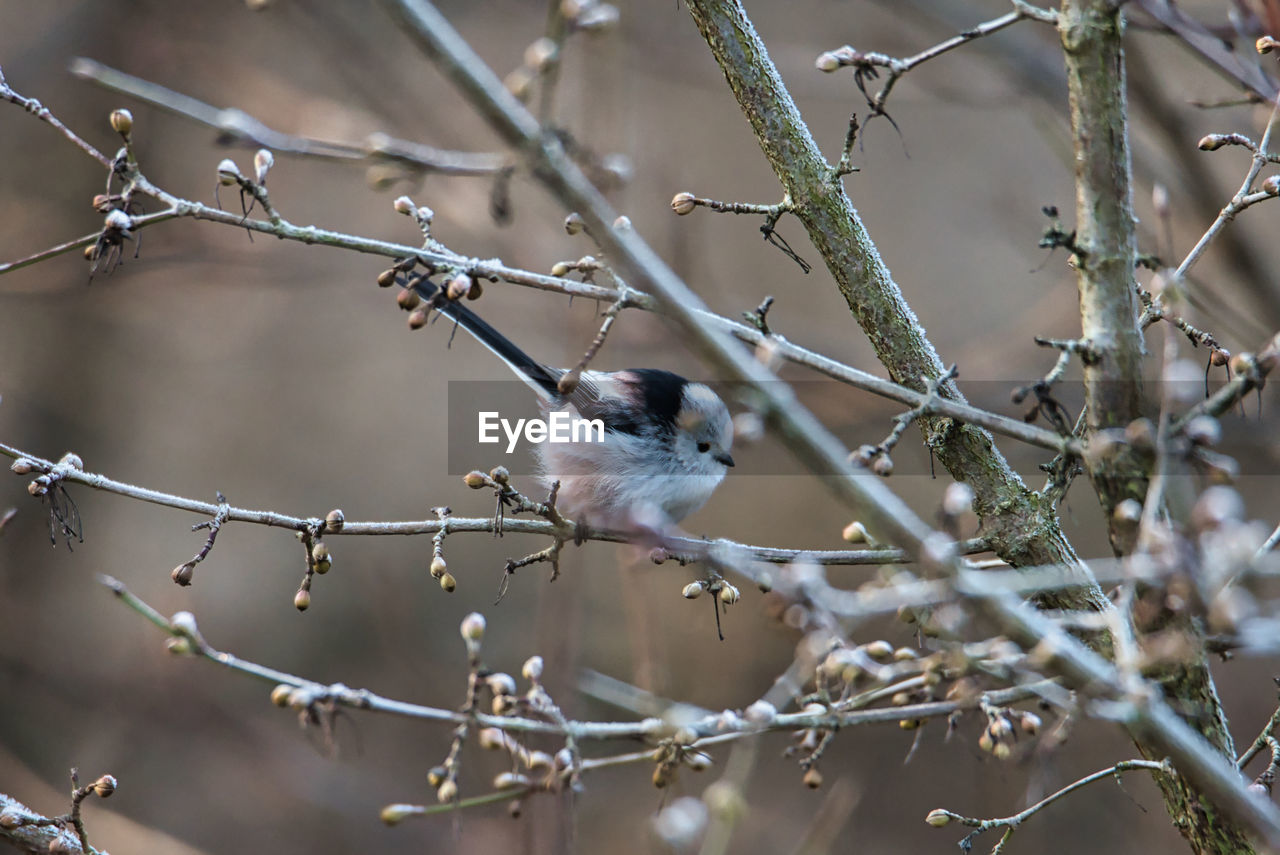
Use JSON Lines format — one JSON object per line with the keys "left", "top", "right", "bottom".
{"left": 680, "top": 0, "right": 1107, "bottom": 611}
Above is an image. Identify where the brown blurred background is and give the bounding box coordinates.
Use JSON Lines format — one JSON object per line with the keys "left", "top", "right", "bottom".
{"left": 2, "top": 1, "right": 1278, "bottom": 853}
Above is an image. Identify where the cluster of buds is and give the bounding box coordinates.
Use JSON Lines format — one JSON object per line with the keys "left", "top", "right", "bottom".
{"left": 650, "top": 728, "right": 713, "bottom": 790}
{"left": 13, "top": 452, "right": 81, "bottom": 496}
{"left": 477, "top": 724, "right": 560, "bottom": 791}
{"left": 849, "top": 442, "right": 896, "bottom": 477}
{"left": 681, "top": 577, "right": 741, "bottom": 607}
{"left": 549, "top": 253, "right": 607, "bottom": 281}
{"left": 977, "top": 702, "right": 1040, "bottom": 760}
{"left": 464, "top": 465, "right": 511, "bottom": 491}
{"left": 392, "top": 194, "right": 436, "bottom": 234}
{"left": 428, "top": 506, "right": 458, "bottom": 592}
{"left": 504, "top": 2, "right": 618, "bottom": 100}
{"left": 1089, "top": 413, "right": 1238, "bottom": 493}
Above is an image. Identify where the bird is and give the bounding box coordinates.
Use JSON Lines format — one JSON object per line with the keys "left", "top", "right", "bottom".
{"left": 411, "top": 276, "right": 734, "bottom": 531}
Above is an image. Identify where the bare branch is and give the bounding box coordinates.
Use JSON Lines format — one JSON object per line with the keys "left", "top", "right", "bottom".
{"left": 68, "top": 57, "right": 508, "bottom": 177}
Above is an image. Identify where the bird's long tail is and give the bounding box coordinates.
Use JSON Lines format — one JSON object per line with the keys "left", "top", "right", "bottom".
{"left": 410, "top": 276, "right": 562, "bottom": 401}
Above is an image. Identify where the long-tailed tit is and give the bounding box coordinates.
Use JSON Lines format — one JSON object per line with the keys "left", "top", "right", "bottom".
{"left": 416, "top": 280, "right": 734, "bottom": 530}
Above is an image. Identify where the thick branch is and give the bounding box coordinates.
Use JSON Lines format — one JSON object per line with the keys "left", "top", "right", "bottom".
{"left": 1059, "top": 0, "right": 1146, "bottom": 550}
{"left": 683, "top": 0, "right": 1105, "bottom": 609}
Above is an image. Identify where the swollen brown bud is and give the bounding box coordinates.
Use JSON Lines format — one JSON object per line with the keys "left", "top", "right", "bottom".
{"left": 464, "top": 471, "right": 487, "bottom": 489}
{"left": 294, "top": 589, "right": 311, "bottom": 611}
{"left": 217, "top": 159, "right": 242, "bottom": 186}
{"left": 439, "top": 572, "right": 457, "bottom": 592}
{"left": 407, "top": 308, "right": 429, "bottom": 329}
{"left": 925, "top": 809, "right": 952, "bottom": 828}
{"left": 564, "top": 212, "right": 586, "bottom": 235}
{"left": 670, "top": 192, "right": 697, "bottom": 215}
{"left": 524, "top": 37, "right": 558, "bottom": 71}
{"left": 446, "top": 273, "right": 471, "bottom": 301}
{"left": 172, "top": 562, "right": 196, "bottom": 586}
{"left": 841, "top": 521, "right": 868, "bottom": 543}
{"left": 271, "top": 684, "right": 293, "bottom": 707}
{"left": 1198, "top": 134, "right": 1226, "bottom": 151}
{"left": 325, "top": 508, "right": 345, "bottom": 533}
{"left": 109, "top": 108, "right": 133, "bottom": 135}
{"left": 557, "top": 369, "right": 582, "bottom": 395}
{"left": 377, "top": 268, "right": 398, "bottom": 288}
{"left": 396, "top": 287, "right": 421, "bottom": 311}
{"left": 815, "top": 51, "right": 842, "bottom": 72}
{"left": 504, "top": 67, "right": 535, "bottom": 101}
{"left": 92, "top": 775, "right": 117, "bottom": 798}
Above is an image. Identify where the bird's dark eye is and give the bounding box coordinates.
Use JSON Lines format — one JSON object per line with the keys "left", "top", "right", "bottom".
{"left": 697, "top": 441, "right": 711, "bottom": 453}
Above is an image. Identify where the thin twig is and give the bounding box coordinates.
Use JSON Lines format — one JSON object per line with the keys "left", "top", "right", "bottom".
{"left": 928, "top": 759, "right": 1169, "bottom": 853}
{"left": 1175, "top": 94, "right": 1280, "bottom": 281}
{"left": 68, "top": 57, "right": 507, "bottom": 177}
{"left": 1, "top": 437, "right": 985, "bottom": 566}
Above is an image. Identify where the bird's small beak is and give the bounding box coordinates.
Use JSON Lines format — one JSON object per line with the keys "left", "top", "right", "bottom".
{"left": 714, "top": 451, "right": 735, "bottom": 468}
